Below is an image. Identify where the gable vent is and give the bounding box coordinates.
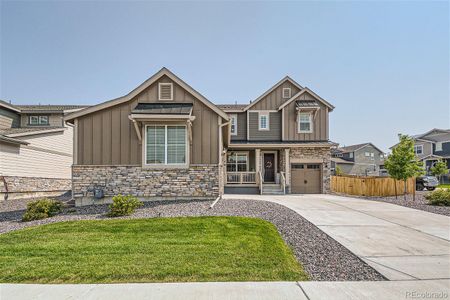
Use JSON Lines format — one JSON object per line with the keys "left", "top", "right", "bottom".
{"left": 159, "top": 83, "right": 173, "bottom": 100}
{"left": 282, "top": 88, "right": 291, "bottom": 99}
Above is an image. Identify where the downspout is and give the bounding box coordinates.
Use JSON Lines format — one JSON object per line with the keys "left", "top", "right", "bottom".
{"left": 211, "top": 119, "right": 230, "bottom": 209}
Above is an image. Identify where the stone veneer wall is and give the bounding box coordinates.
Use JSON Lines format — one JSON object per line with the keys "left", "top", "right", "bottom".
{"left": 289, "top": 146, "right": 331, "bottom": 193}
{"left": 0, "top": 176, "right": 71, "bottom": 201}
{"left": 72, "top": 165, "right": 219, "bottom": 206}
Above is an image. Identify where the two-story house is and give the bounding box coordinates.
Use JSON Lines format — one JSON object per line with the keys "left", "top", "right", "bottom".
{"left": 65, "top": 68, "right": 335, "bottom": 206}
{"left": 331, "top": 143, "right": 385, "bottom": 176}
{"left": 391, "top": 129, "right": 450, "bottom": 180}
{"left": 0, "top": 100, "right": 87, "bottom": 200}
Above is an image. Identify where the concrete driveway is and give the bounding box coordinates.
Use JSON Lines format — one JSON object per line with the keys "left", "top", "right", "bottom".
{"left": 223, "top": 194, "right": 450, "bottom": 281}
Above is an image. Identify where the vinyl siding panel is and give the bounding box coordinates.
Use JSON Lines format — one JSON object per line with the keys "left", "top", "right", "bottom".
{"left": 231, "top": 113, "right": 247, "bottom": 141}
{"left": 283, "top": 92, "right": 328, "bottom": 141}
{"left": 0, "top": 108, "right": 20, "bottom": 129}
{"left": 0, "top": 128, "right": 73, "bottom": 178}
{"left": 76, "top": 75, "right": 220, "bottom": 165}
{"left": 248, "top": 111, "right": 281, "bottom": 141}
{"left": 251, "top": 81, "right": 301, "bottom": 110}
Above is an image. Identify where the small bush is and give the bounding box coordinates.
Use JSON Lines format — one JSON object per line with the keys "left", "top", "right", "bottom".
{"left": 108, "top": 194, "right": 143, "bottom": 217}
{"left": 22, "top": 198, "right": 63, "bottom": 222}
{"left": 425, "top": 189, "right": 450, "bottom": 206}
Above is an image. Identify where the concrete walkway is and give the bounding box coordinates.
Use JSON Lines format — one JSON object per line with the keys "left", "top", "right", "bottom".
{"left": 224, "top": 194, "right": 450, "bottom": 281}
{"left": 2, "top": 280, "right": 449, "bottom": 300}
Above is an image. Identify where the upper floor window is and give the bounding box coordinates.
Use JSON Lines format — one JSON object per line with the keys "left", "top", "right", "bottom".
{"left": 158, "top": 83, "right": 173, "bottom": 101}
{"left": 414, "top": 145, "right": 423, "bottom": 155}
{"left": 230, "top": 114, "right": 237, "bottom": 135}
{"left": 298, "top": 112, "right": 312, "bottom": 133}
{"left": 145, "top": 125, "right": 186, "bottom": 166}
{"left": 258, "top": 112, "right": 269, "bottom": 130}
{"left": 29, "top": 115, "right": 49, "bottom": 125}
{"left": 435, "top": 142, "right": 443, "bottom": 152}
{"left": 282, "top": 88, "right": 291, "bottom": 99}
{"left": 349, "top": 152, "right": 354, "bottom": 158}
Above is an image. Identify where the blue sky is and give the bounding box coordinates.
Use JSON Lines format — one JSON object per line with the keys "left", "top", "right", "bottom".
{"left": 1, "top": 1, "right": 449, "bottom": 151}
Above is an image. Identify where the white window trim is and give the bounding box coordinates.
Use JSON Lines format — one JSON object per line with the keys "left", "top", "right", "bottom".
{"left": 227, "top": 151, "right": 249, "bottom": 172}
{"left": 414, "top": 145, "right": 423, "bottom": 155}
{"left": 230, "top": 114, "right": 238, "bottom": 136}
{"left": 143, "top": 124, "right": 188, "bottom": 168}
{"left": 258, "top": 112, "right": 270, "bottom": 131}
{"left": 435, "top": 142, "right": 443, "bottom": 151}
{"left": 282, "top": 87, "right": 291, "bottom": 99}
{"left": 349, "top": 152, "right": 354, "bottom": 158}
{"left": 158, "top": 83, "right": 173, "bottom": 101}
{"left": 298, "top": 112, "right": 313, "bottom": 133}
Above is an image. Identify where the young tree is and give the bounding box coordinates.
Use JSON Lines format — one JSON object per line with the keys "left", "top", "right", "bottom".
{"left": 335, "top": 165, "right": 344, "bottom": 176}
{"left": 430, "top": 159, "right": 449, "bottom": 183}
{"left": 384, "top": 134, "right": 424, "bottom": 199}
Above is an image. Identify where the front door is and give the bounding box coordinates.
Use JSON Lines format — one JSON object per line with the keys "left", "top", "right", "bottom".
{"left": 263, "top": 153, "right": 275, "bottom": 182}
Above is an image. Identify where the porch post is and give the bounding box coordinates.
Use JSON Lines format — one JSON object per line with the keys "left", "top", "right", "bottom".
{"left": 255, "top": 149, "right": 261, "bottom": 184}
{"left": 285, "top": 148, "right": 290, "bottom": 188}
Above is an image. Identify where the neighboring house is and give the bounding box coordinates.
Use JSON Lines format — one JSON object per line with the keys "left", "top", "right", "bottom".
{"left": 391, "top": 129, "right": 450, "bottom": 181}
{"left": 65, "top": 67, "right": 335, "bottom": 206}
{"left": 331, "top": 143, "right": 385, "bottom": 176}
{"left": 0, "top": 100, "right": 87, "bottom": 200}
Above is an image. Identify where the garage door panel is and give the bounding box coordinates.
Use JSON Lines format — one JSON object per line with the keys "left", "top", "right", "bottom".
{"left": 291, "top": 163, "right": 321, "bottom": 194}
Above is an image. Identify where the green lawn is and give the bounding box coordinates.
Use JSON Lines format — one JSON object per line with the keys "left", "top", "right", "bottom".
{"left": 438, "top": 184, "right": 450, "bottom": 189}
{"left": 0, "top": 217, "right": 307, "bottom": 283}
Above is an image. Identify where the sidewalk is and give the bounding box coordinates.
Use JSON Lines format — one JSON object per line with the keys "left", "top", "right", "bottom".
{"left": 2, "top": 280, "right": 449, "bottom": 300}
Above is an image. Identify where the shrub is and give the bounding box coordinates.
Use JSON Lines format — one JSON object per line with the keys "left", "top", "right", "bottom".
{"left": 22, "top": 198, "right": 63, "bottom": 222}
{"left": 108, "top": 194, "right": 143, "bottom": 217}
{"left": 425, "top": 189, "right": 450, "bottom": 206}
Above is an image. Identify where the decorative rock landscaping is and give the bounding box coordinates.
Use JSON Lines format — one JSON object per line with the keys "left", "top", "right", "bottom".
{"left": 0, "top": 197, "right": 384, "bottom": 281}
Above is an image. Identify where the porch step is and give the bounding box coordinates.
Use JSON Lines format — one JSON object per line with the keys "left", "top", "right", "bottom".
{"left": 261, "top": 184, "right": 284, "bottom": 195}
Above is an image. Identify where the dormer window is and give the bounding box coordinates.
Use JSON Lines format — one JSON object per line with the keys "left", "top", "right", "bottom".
{"left": 159, "top": 83, "right": 173, "bottom": 101}
{"left": 29, "top": 115, "right": 49, "bottom": 126}
{"left": 282, "top": 88, "right": 291, "bottom": 99}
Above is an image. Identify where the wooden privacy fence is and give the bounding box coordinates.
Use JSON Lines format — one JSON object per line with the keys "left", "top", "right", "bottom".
{"left": 331, "top": 175, "right": 415, "bottom": 197}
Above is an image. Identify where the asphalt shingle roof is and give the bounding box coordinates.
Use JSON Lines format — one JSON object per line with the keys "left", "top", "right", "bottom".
{"left": 216, "top": 104, "right": 247, "bottom": 111}
{"left": 0, "top": 127, "right": 64, "bottom": 136}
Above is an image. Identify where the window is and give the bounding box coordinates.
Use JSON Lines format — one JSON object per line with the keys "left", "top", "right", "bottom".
{"left": 158, "top": 83, "right": 173, "bottom": 100}
{"left": 370, "top": 153, "right": 374, "bottom": 160}
{"left": 282, "top": 88, "right": 291, "bottom": 99}
{"left": 230, "top": 114, "right": 237, "bottom": 135}
{"left": 29, "top": 115, "right": 49, "bottom": 125}
{"left": 349, "top": 152, "right": 354, "bottom": 158}
{"left": 436, "top": 142, "right": 443, "bottom": 151}
{"left": 145, "top": 125, "right": 186, "bottom": 165}
{"left": 258, "top": 112, "right": 269, "bottom": 130}
{"left": 227, "top": 152, "right": 248, "bottom": 172}
{"left": 414, "top": 145, "right": 423, "bottom": 155}
{"left": 298, "top": 112, "right": 312, "bottom": 133}
{"left": 307, "top": 164, "right": 320, "bottom": 169}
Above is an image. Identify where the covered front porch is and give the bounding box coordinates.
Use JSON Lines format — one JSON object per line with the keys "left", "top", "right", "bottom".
{"left": 224, "top": 148, "right": 289, "bottom": 194}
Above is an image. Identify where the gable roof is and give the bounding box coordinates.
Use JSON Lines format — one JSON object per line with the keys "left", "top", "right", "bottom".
{"left": 17, "top": 105, "right": 88, "bottom": 113}
{"left": 414, "top": 128, "right": 450, "bottom": 140}
{"left": 339, "top": 142, "right": 384, "bottom": 154}
{"left": 65, "top": 68, "right": 229, "bottom": 122}
{"left": 243, "top": 76, "right": 304, "bottom": 111}
{"left": 278, "top": 87, "right": 335, "bottom": 111}
{"left": 0, "top": 99, "right": 21, "bottom": 113}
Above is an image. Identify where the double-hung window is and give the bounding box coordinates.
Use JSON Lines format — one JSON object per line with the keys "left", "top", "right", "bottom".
{"left": 298, "top": 112, "right": 312, "bottom": 133}
{"left": 414, "top": 145, "right": 423, "bottom": 155}
{"left": 227, "top": 152, "right": 248, "bottom": 172}
{"left": 145, "top": 125, "right": 186, "bottom": 165}
{"left": 258, "top": 112, "right": 269, "bottom": 130}
{"left": 230, "top": 114, "right": 237, "bottom": 135}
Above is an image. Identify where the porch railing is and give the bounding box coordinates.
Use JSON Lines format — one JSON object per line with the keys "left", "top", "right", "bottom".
{"left": 226, "top": 172, "right": 257, "bottom": 184}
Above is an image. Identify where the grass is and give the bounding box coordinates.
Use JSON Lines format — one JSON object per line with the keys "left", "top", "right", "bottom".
{"left": 438, "top": 184, "right": 450, "bottom": 189}
{"left": 0, "top": 217, "right": 308, "bottom": 283}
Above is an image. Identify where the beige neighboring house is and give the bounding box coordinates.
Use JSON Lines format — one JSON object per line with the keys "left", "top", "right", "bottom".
{"left": 0, "top": 100, "right": 87, "bottom": 200}
{"left": 65, "top": 67, "right": 335, "bottom": 206}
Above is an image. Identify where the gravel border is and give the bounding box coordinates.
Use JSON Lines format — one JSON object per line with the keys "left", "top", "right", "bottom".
{"left": 333, "top": 191, "right": 450, "bottom": 217}
{"left": 0, "top": 198, "right": 385, "bottom": 281}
